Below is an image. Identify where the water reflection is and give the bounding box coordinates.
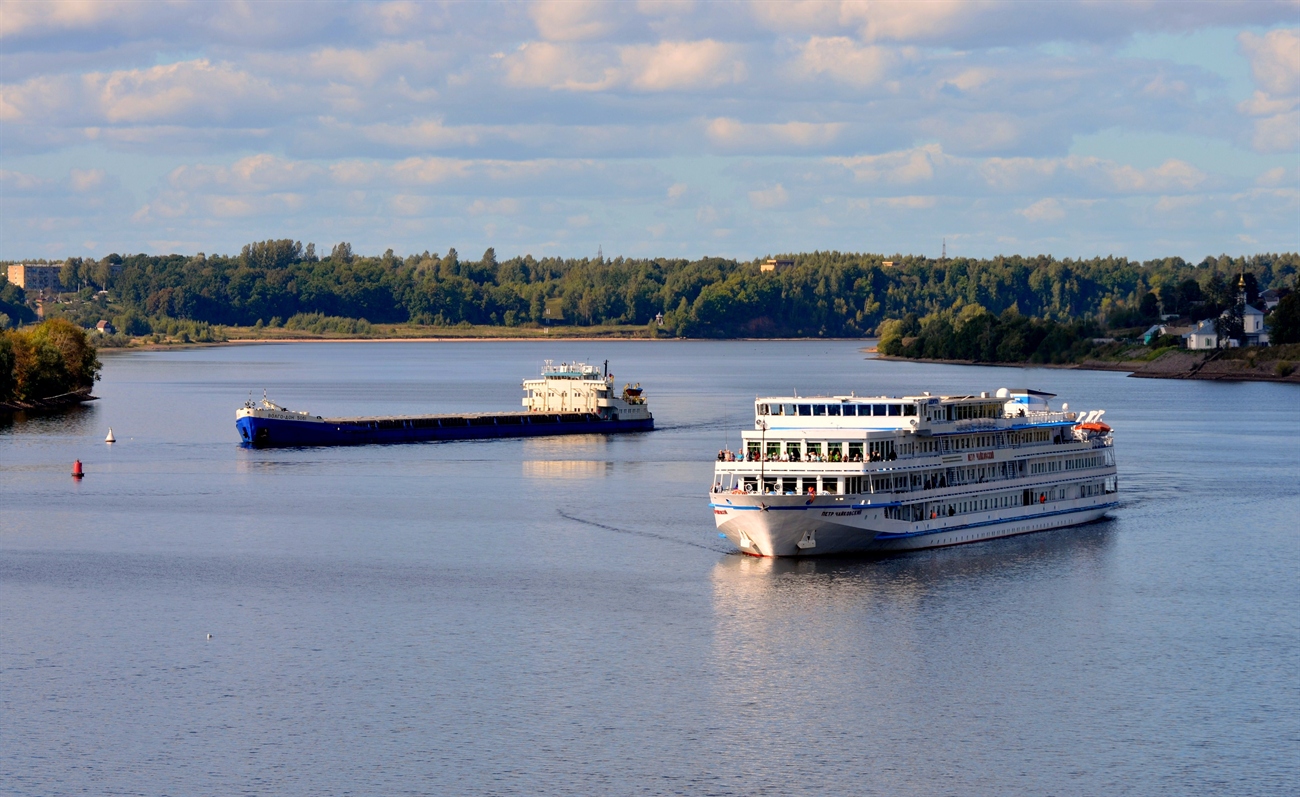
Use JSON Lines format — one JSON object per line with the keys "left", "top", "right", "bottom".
{"left": 235, "top": 453, "right": 336, "bottom": 474}
{"left": 520, "top": 434, "right": 610, "bottom": 458}
{"left": 706, "top": 522, "right": 1121, "bottom": 756}
{"left": 0, "top": 403, "right": 99, "bottom": 436}
{"left": 522, "top": 460, "right": 611, "bottom": 479}
{"left": 712, "top": 520, "right": 1116, "bottom": 601}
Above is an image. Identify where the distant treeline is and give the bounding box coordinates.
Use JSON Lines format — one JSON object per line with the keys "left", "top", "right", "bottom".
{"left": 0, "top": 319, "right": 101, "bottom": 406}
{"left": 5, "top": 241, "right": 1298, "bottom": 337}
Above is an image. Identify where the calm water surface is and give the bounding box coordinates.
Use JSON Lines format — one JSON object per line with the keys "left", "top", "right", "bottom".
{"left": 2, "top": 341, "right": 1297, "bottom": 796}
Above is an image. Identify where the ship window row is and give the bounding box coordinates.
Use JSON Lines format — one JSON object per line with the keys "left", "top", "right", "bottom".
{"left": 885, "top": 491, "right": 1025, "bottom": 521}
{"left": 882, "top": 480, "right": 1115, "bottom": 521}
{"left": 728, "top": 428, "right": 1063, "bottom": 465}
{"left": 717, "top": 461, "right": 1115, "bottom": 498}
{"left": 757, "top": 402, "right": 917, "bottom": 417}
{"left": 727, "top": 428, "right": 1062, "bottom": 465}
{"left": 736, "top": 440, "right": 902, "bottom": 463}
{"left": 721, "top": 460, "right": 1028, "bottom": 495}
{"left": 1027, "top": 454, "right": 1107, "bottom": 476}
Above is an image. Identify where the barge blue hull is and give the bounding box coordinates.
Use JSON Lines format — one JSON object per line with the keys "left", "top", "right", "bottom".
{"left": 237, "top": 412, "right": 653, "bottom": 448}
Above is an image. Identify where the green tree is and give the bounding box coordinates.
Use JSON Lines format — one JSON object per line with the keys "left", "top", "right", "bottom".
{"left": 1267, "top": 293, "right": 1300, "bottom": 344}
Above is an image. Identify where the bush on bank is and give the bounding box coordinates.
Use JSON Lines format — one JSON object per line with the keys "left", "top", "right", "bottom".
{"left": 878, "top": 306, "right": 1102, "bottom": 364}
{"left": 0, "top": 319, "right": 101, "bottom": 405}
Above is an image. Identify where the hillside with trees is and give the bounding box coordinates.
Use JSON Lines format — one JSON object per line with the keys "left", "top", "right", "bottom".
{"left": 4, "top": 243, "right": 1296, "bottom": 341}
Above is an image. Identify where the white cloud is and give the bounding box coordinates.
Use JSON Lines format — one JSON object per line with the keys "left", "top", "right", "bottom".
{"left": 1238, "top": 29, "right": 1300, "bottom": 153}
{"left": 1104, "top": 159, "right": 1206, "bottom": 193}
{"left": 707, "top": 118, "right": 844, "bottom": 150}
{"left": 300, "top": 42, "right": 449, "bottom": 86}
{"left": 750, "top": 0, "right": 1298, "bottom": 46}
{"left": 0, "top": 0, "right": 139, "bottom": 38}
{"left": 502, "top": 39, "right": 744, "bottom": 92}
{"left": 831, "top": 144, "right": 944, "bottom": 184}
{"left": 169, "top": 154, "right": 324, "bottom": 193}
{"left": 794, "top": 36, "right": 892, "bottom": 87}
{"left": 2, "top": 60, "right": 282, "bottom": 126}
{"left": 1018, "top": 197, "right": 1066, "bottom": 222}
{"left": 468, "top": 198, "right": 522, "bottom": 215}
{"left": 69, "top": 168, "right": 106, "bottom": 192}
{"left": 748, "top": 183, "right": 788, "bottom": 209}
{"left": 0, "top": 169, "right": 52, "bottom": 192}
{"left": 529, "top": 0, "right": 620, "bottom": 41}
{"left": 624, "top": 40, "right": 746, "bottom": 91}
{"left": 502, "top": 42, "right": 617, "bottom": 90}
{"left": 343, "top": 117, "right": 482, "bottom": 149}
{"left": 1240, "top": 29, "right": 1300, "bottom": 98}
{"left": 880, "top": 195, "right": 937, "bottom": 209}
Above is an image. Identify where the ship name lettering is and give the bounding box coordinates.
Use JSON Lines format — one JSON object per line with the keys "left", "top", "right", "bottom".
{"left": 968, "top": 451, "right": 995, "bottom": 461}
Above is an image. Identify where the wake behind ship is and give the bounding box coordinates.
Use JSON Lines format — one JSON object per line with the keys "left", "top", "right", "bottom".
{"left": 236, "top": 360, "right": 653, "bottom": 448}
{"left": 710, "top": 387, "right": 1117, "bottom": 556}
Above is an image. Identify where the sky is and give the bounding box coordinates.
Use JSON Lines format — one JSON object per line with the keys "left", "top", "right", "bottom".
{"left": 2, "top": 0, "right": 1298, "bottom": 263}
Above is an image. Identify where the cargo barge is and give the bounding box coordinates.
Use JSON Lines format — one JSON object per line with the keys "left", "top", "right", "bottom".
{"left": 236, "top": 360, "right": 653, "bottom": 448}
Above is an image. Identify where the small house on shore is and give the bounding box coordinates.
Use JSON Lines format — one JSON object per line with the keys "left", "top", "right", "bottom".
{"left": 1185, "top": 319, "right": 1217, "bottom": 350}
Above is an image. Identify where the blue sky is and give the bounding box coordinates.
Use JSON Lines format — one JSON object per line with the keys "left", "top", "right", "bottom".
{"left": 2, "top": 1, "right": 1297, "bottom": 262}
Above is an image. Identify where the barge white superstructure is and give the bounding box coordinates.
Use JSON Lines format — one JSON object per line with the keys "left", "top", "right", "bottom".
{"left": 709, "top": 388, "right": 1117, "bottom": 557}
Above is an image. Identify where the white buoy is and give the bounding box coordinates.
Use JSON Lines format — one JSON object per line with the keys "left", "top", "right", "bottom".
{"left": 206, "top": 633, "right": 212, "bottom": 640}
{"left": 105, "top": 428, "right": 116, "bottom": 444}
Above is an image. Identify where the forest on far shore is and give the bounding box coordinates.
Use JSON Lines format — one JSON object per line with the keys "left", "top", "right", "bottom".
{"left": 3, "top": 242, "right": 1297, "bottom": 342}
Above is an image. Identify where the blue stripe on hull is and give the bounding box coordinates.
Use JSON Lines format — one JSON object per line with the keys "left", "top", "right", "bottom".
{"left": 237, "top": 415, "right": 653, "bottom": 448}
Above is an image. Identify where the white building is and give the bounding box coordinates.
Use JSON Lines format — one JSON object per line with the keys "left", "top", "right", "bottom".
{"left": 1185, "top": 319, "right": 1217, "bottom": 350}
{"left": 1241, "top": 304, "right": 1269, "bottom": 346}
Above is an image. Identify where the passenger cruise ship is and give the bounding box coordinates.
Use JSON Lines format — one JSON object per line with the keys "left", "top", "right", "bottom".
{"left": 709, "top": 388, "right": 1117, "bottom": 556}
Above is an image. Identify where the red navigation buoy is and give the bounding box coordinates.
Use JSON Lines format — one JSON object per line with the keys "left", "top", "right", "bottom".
{"left": 72, "top": 460, "right": 84, "bottom": 479}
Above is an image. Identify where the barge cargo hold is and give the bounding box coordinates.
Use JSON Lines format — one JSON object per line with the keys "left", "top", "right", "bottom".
{"left": 236, "top": 360, "right": 654, "bottom": 448}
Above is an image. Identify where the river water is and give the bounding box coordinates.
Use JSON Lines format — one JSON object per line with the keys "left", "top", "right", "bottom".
{"left": 2, "top": 341, "right": 1296, "bottom": 796}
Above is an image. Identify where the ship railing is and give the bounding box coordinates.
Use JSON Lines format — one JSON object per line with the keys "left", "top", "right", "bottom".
{"left": 1016, "top": 411, "right": 1074, "bottom": 424}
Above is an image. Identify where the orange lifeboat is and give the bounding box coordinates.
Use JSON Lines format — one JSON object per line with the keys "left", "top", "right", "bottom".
{"left": 1077, "top": 422, "right": 1111, "bottom": 433}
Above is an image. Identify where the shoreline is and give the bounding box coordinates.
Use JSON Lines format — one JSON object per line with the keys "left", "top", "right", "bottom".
{"left": 1, "top": 391, "right": 97, "bottom": 414}
{"left": 88, "top": 336, "right": 1300, "bottom": 384}
{"left": 99, "top": 334, "right": 880, "bottom": 353}
{"left": 871, "top": 352, "right": 1300, "bottom": 384}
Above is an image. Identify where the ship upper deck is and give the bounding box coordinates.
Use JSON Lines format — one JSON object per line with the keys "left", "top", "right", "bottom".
{"left": 751, "top": 388, "right": 1079, "bottom": 435}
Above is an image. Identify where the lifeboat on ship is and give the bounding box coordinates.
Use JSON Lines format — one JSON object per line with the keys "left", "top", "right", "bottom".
{"left": 1074, "top": 409, "right": 1110, "bottom": 434}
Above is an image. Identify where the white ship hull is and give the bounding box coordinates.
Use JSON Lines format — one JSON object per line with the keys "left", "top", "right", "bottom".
{"left": 713, "top": 492, "right": 1116, "bottom": 557}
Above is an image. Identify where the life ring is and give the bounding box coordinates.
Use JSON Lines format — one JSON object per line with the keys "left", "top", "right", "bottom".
{"left": 743, "top": 483, "right": 755, "bottom": 494}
